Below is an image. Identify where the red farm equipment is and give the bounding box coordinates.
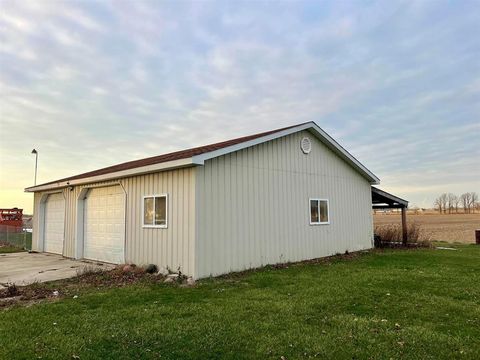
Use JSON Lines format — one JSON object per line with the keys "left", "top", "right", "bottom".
{"left": 0, "top": 208, "right": 23, "bottom": 227}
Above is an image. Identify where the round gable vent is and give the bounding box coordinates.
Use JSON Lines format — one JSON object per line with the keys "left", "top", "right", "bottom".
{"left": 300, "top": 137, "right": 312, "bottom": 154}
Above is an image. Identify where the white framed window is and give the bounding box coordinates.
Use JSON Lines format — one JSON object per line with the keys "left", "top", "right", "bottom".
{"left": 309, "top": 198, "right": 329, "bottom": 225}
{"left": 143, "top": 194, "right": 168, "bottom": 228}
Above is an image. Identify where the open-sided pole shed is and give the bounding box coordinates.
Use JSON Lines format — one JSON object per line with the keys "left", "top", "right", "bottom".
{"left": 372, "top": 187, "right": 409, "bottom": 245}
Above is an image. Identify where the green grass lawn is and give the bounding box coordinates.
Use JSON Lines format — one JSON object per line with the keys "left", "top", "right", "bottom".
{"left": 1, "top": 244, "right": 479, "bottom": 359}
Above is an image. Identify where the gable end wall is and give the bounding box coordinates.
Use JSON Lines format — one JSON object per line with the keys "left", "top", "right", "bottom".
{"left": 194, "top": 130, "right": 373, "bottom": 278}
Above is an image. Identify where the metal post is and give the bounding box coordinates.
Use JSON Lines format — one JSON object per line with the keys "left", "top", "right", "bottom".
{"left": 31, "top": 149, "right": 38, "bottom": 186}
{"left": 401, "top": 206, "right": 407, "bottom": 246}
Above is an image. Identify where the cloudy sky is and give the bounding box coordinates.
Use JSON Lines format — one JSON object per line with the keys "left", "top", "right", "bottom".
{"left": 1, "top": 0, "right": 479, "bottom": 213}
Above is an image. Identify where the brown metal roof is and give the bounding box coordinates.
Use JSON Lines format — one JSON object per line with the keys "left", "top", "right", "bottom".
{"left": 32, "top": 122, "right": 309, "bottom": 188}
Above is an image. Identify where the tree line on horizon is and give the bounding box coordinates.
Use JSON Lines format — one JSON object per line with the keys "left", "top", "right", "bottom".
{"left": 433, "top": 192, "right": 479, "bottom": 214}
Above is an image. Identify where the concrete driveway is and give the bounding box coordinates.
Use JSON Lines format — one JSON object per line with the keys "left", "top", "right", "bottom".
{"left": 0, "top": 252, "right": 114, "bottom": 288}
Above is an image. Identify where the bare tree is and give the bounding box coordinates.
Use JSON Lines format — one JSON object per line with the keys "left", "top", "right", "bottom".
{"left": 434, "top": 197, "right": 443, "bottom": 214}
{"left": 470, "top": 192, "right": 479, "bottom": 214}
{"left": 453, "top": 194, "right": 460, "bottom": 213}
{"left": 447, "top": 193, "right": 456, "bottom": 214}
{"left": 439, "top": 193, "right": 448, "bottom": 214}
{"left": 460, "top": 193, "right": 472, "bottom": 213}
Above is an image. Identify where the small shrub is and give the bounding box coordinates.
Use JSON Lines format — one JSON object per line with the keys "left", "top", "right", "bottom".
{"left": 145, "top": 264, "right": 158, "bottom": 274}
{"left": 6, "top": 283, "right": 20, "bottom": 297}
{"left": 374, "top": 222, "right": 431, "bottom": 247}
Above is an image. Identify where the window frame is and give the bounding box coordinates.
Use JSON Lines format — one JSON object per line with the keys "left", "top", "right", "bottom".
{"left": 142, "top": 194, "right": 168, "bottom": 229}
{"left": 309, "top": 198, "right": 330, "bottom": 225}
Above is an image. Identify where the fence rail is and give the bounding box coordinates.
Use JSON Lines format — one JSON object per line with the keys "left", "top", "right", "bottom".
{"left": 0, "top": 225, "right": 32, "bottom": 250}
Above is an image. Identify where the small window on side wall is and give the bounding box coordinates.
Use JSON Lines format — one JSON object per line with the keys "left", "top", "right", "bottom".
{"left": 310, "top": 199, "right": 329, "bottom": 225}
{"left": 143, "top": 195, "right": 167, "bottom": 228}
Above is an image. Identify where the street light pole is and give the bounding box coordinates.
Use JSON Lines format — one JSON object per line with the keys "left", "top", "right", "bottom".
{"left": 31, "top": 149, "right": 38, "bottom": 186}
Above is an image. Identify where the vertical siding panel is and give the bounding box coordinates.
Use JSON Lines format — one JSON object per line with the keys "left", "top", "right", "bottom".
{"left": 127, "top": 178, "right": 131, "bottom": 262}
{"left": 160, "top": 173, "right": 167, "bottom": 269}
{"left": 204, "top": 161, "right": 210, "bottom": 274}
{"left": 195, "top": 167, "right": 204, "bottom": 277}
{"left": 224, "top": 154, "right": 232, "bottom": 272}
{"left": 245, "top": 149, "right": 252, "bottom": 269}
{"left": 251, "top": 147, "right": 257, "bottom": 266}
{"left": 187, "top": 169, "right": 192, "bottom": 275}
{"left": 135, "top": 177, "right": 140, "bottom": 263}
{"left": 167, "top": 171, "right": 173, "bottom": 270}
{"left": 270, "top": 141, "right": 278, "bottom": 262}
{"left": 205, "top": 160, "right": 212, "bottom": 275}
{"left": 138, "top": 176, "right": 143, "bottom": 263}
{"left": 245, "top": 149, "right": 251, "bottom": 269}
{"left": 271, "top": 140, "right": 278, "bottom": 261}
{"left": 141, "top": 177, "right": 146, "bottom": 263}
{"left": 178, "top": 170, "right": 184, "bottom": 273}
{"left": 211, "top": 158, "right": 218, "bottom": 273}
{"left": 232, "top": 152, "right": 239, "bottom": 271}
{"left": 171, "top": 171, "right": 177, "bottom": 270}
{"left": 258, "top": 144, "right": 266, "bottom": 263}
{"left": 218, "top": 156, "right": 225, "bottom": 272}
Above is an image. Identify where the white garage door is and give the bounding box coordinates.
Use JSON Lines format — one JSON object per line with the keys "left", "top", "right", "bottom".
{"left": 44, "top": 193, "right": 65, "bottom": 255}
{"left": 84, "top": 186, "right": 125, "bottom": 263}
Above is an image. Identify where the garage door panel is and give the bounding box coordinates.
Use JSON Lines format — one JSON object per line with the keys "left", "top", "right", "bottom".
{"left": 84, "top": 186, "right": 125, "bottom": 264}
{"left": 44, "top": 193, "right": 65, "bottom": 255}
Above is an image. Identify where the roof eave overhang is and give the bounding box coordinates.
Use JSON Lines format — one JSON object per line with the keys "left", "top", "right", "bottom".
{"left": 25, "top": 158, "right": 195, "bottom": 193}
{"left": 371, "top": 186, "right": 409, "bottom": 208}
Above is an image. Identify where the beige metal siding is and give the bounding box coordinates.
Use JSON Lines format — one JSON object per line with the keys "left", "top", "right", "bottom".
{"left": 31, "top": 192, "right": 43, "bottom": 252}
{"left": 195, "top": 130, "right": 373, "bottom": 278}
{"left": 122, "top": 168, "right": 196, "bottom": 276}
{"left": 31, "top": 167, "right": 196, "bottom": 277}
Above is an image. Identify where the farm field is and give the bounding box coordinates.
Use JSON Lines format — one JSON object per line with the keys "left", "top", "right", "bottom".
{"left": 374, "top": 213, "right": 480, "bottom": 243}
{"left": 1, "top": 245, "right": 479, "bottom": 359}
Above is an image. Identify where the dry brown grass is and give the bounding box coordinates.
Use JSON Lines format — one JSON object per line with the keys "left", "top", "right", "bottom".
{"left": 374, "top": 222, "right": 432, "bottom": 247}
{"left": 374, "top": 213, "right": 480, "bottom": 243}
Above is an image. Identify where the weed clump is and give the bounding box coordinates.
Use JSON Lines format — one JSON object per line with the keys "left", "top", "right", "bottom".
{"left": 374, "top": 222, "right": 432, "bottom": 247}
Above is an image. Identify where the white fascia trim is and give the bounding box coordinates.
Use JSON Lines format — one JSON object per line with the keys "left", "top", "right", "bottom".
{"left": 192, "top": 122, "right": 380, "bottom": 184}
{"left": 25, "top": 158, "right": 194, "bottom": 193}
{"left": 192, "top": 123, "right": 313, "bottom": 165}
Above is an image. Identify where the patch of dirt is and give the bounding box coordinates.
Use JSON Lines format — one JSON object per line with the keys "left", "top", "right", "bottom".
{"left": 71, "top": 264, "right": 155, "bottom": 287}
{"left": 0, "top": 283, "right": 55, "bottom": 307}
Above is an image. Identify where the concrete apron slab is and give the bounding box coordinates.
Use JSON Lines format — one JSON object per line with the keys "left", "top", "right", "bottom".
{"left": 0, "top": 252, "right": 115, "bottom": 289}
